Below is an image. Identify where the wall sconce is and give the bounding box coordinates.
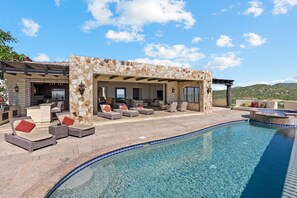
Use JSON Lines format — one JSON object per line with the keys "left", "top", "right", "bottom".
{"left": 14, "top": 85, "right": 19, "bottom": 93}
{"left": 207, "top": 87, "right": 212, "bottom": 94}
{"left": 78, "top": 82, "right": 86, "bottom": 96}
{"left": 172, "top": 88, "right": 175, "bottom": 93}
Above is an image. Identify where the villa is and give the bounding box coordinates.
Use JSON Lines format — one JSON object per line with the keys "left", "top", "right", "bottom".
{"left": 0, "top": 55, "right": 234, "bottom": 125}
{"left": 2, "top": 56, "right": 297, "bottom": 198}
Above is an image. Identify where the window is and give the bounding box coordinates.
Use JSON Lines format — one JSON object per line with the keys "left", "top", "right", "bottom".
{"left": 183, "top": 87, "right": 200, "bottom": 103}
{"left": 115, "top": 88, "right": 126, "bottom": 102}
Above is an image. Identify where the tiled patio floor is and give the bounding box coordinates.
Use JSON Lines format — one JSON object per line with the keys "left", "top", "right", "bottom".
{"left": 0, "top": 108, "right": 248, "bottom": 198}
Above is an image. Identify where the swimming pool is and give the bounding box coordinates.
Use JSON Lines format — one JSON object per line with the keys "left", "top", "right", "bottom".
{"left": 48, "top": 121, "right": 296, "bottom": 198}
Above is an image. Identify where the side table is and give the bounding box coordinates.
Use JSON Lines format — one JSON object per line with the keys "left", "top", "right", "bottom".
{"left": 49, "top": 125, "right": 68, "bottom": 139}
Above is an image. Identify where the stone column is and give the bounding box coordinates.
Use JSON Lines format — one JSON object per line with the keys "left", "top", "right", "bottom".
{"left": 226, "top": 84, "right": 232, "bottom": 108}
{"left": 69, "top": 56, "right": 93, "bottom": 125}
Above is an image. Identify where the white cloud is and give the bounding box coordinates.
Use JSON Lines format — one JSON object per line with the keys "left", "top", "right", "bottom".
{"left": 105, "top": 30, "right": 144, "bottom": 42}
{"left": 273, "top": 0, "right": 297, "bottom": 14}
{"left": 132, "top": 43, "right": 205, "bottom": 68}
{"left": 205, "top": 52, "right": 242, "bottom": 70}
{"left": 131, "top": 58, "right": 192, "bottom": 68}
{"left": 212, "top": 4, "right": 234, "bottom": 15}
{"left": 55, "top": 0, "right": 61, "bottom": 7}
{"left": 144, "top": 43, "right": 205, "bottom": 62}
{"left": 243, "top": 33, "right": 267, "bottom": 46}
{"left": 21, "top": 18, "right": 40, "bottom": 37}
{"left": 216, "top": 35, "right": 233, "bottom": 48}
{"left": 155, "top": 30, "right": 163, "bottom": 37}
{"left": 240, "top": 44, "right": 246, "bottom": 49}
{"left": 33, "top": 53, "right": 50, "bottom": 62}
{"left": 82, "top": 0, "right": 196, "bottom": 37}
{"left": 243, "top": 1, "right": 264, "bottom": 17}
{"left": 192, "top": 36, "right": 202, "bottom": 44}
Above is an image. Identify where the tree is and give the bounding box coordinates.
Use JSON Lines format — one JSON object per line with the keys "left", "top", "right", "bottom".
{"left": 0, "top": 29, "right": 26, "bottom": 104}
{"left": 0, "top": 29, "right": 26, "bottom": 61}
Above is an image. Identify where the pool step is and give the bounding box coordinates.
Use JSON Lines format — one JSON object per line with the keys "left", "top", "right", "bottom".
{"left": 282, "top": 129, "right": 297, "bottom": 198}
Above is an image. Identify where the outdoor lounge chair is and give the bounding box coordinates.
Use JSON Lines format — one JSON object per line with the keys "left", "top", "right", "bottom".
{"left": 98, "top": 104, "right": 123, "bottom": 120}
{"left": 4, "top": 116, "right": 57, "bottom": 152}
{"left": 177, "top": 102, "right": 188, "bottom": 112}
{"left": 114, "top": 104, "right": 139, "bottom": 117}
{"left": 167, "top": 102, "right": 178, "bottom": 112}
{"left": 56, "top": 112, "right": 95, "bottom": 138}
{"left": 131, "top": 105, "right": 154, "bottom": 115}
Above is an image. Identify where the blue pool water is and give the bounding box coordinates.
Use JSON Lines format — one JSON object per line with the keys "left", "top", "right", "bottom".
{"left": 49, "top": 122, "right": 295, "bottom": 198}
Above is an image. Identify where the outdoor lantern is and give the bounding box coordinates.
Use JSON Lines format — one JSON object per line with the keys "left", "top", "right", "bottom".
{"left": 172, "top": 88, "right": 175, "bottom": 93}
{"left": 14, "top": 85, "right": 19, "bottom": 93}
{"left": 78, "top": 82, "right": 86, "bottom": 95}
{"left": 207, "top": 87, "right": 212, "bottom": 94}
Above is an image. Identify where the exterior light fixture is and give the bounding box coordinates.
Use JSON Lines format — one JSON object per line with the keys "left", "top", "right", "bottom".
{"left": 78, "top": 82, "right": 86, "bottom": 96}
{"left": 14, "top": 85, "right": 19, "bottom": 93}
{"left": 172, "top": 88, "right": 175, "bottom": 93}
{"left": 207, "top": 87, "right": 212, "bottom": 94}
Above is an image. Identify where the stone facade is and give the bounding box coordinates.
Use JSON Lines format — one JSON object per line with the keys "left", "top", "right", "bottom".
{"left": 69, "top": 55, "right": 212, "bottom": 125}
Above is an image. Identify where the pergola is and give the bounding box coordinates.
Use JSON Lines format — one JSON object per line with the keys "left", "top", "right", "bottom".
{"left": 0, "top": 61, "right": 69, "bottom": 76}
{"left": 212, "top": 78, "right": 234, "bottom": 108}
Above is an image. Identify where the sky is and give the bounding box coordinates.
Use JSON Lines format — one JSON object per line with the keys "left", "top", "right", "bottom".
{"left": 0, "top": 0, "right": 297, "bottom": 88}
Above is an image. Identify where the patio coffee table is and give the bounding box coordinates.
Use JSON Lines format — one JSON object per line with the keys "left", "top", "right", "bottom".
{"left": 49, "top": 125, "right": 68, "bottom": 139}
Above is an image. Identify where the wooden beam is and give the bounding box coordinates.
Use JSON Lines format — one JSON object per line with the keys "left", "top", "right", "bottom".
{"left": 94, "top": 74, "right": 100, "bottom": 79}
{"left": 123, "top": 76, "right": 134, "bottom": 80}
{"left": 148, "top": 78, "right": 158, "bottom": 81}
{"left": 40, "top": 74, "right": 45, "bottom": 77}
{"left": 54, "top": 75, "right": 59, "bottom": 78}
{"left": 158, "top": 79, "right": 168, "bottom": 82}
{"left": 7, "top": 73, "right": 16, "bottom": 76}
{"left": 109, "top": 75, "right": 119, "bottom": 80}
{"left": 136, "top": 77, "right": 147, "bottom": 81}
{"left": 167, "top": 79, "right": 177, "bottom": 82}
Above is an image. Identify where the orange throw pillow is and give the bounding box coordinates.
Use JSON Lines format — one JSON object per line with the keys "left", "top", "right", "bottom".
{"left": 104, "top": 105, "right": 111, "bottom": 112}
{"left": 137, "top": 104, "right": 144, "bottom": 109}
{"left": 62, "top": 116, "right": 75, "bottom": 125}
{"left": 121, "top": 104, "right": 128, "bottom": 110}
{"left": 15, "top": 120, "right": 36, "bottom": 133}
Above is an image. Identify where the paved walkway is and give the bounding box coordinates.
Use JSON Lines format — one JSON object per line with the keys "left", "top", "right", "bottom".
{"left": 0, "top": 108, "right": 248, "bottom": 198}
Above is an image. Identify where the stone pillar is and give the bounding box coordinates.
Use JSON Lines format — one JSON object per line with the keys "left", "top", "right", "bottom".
{"left": 226, "top": 84, "right": 232, "bottom": 108}
{"left": 93, "top": 77, "right": 98, "bottom": 115}
{"left": 69, "top": 56, "right": 93, "bottom": 125}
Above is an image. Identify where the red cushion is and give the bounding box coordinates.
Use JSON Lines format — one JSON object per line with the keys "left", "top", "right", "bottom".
{"left": 62, "top": 116, "right": 75, "bottom": 126}
{"left": 137, "top": 104, "right": 144, "bottom": 109}
{"left": 104, "top": 105, "right": 111, "bottom": 112}
{"left": 121, "top": 104, "right": 128, "bottom": 110}
{"left": 15, "top": 120, "right": 36, "bottom": 133}
{"left": 251, "top": 101, "right": 259, "bottom": 108}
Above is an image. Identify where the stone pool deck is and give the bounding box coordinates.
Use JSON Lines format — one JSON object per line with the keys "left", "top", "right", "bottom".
{"left": 0, "top": 108, "right": 248, "bottom": 198}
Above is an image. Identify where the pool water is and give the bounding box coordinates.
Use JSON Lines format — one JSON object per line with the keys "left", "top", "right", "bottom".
{"left": 50, "top": 122, "right": 295, "bottom": 198}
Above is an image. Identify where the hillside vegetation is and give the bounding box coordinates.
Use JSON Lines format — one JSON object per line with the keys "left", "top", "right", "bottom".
{"left": 213, "top": 83, "right": 297, "bottom": 103}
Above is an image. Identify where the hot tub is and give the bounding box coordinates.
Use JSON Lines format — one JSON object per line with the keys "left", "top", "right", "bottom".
{"left": 250, "top": 109, "right": 297, "bottom": 127}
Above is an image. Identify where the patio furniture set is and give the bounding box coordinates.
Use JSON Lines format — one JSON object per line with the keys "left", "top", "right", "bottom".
{"left": 97, "top": 101, "right": 188, "bottom": 120}
{"left": 4, "top": 112, "right": 95, "bottom": 152}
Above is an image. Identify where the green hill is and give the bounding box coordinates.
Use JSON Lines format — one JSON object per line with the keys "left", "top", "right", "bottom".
{"left": 213, "top": 83, "right": 297, "bottom": 104}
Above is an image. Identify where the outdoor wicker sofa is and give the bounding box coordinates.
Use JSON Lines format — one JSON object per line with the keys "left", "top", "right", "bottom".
{"left": 98, "top": 104, "right": 123, "bottom": 120}
{"left": 5, "top": 116, "right": 57, "bottom": 152}
{"left": 56, "top": 112, "right": 95, "bottom": 138}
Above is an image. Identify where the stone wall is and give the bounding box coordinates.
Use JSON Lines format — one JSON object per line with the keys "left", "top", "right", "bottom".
{"left": 69, "top": 55, "right": 213, "bottom": 124}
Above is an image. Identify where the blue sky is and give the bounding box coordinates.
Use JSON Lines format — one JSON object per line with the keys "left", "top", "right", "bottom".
{"left": 1, "top": 0, "right": 297, "bottom": 88}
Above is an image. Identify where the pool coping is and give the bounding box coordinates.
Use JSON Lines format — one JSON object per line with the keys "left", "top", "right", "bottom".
{"left": 282, "top": 128, "right": 297, "bottom": 198}
{"left": 45, "top": 119, "right": 249, "bottom": 197}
